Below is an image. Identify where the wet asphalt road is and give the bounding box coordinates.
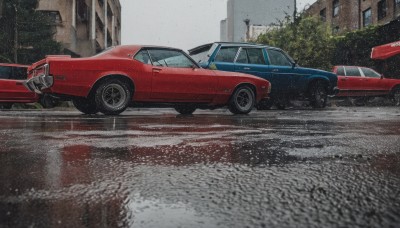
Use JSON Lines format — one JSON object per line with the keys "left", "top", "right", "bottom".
{"left": 0, "top": 107, "right": 399, "bottom": 228}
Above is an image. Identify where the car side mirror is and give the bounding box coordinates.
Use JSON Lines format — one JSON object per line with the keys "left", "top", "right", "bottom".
{"left": 292, "top": 61, "right": 297, "bottom": 69}
{"left": 380, "top": 74, "right": 384, "bottom": 79}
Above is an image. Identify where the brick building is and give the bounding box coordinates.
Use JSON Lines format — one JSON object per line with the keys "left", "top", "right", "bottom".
{"left": 37, "top": 0, "right": 121, "bottom": 57}
{"left": 305, "top": 0, "right": 400, "bottom": 34}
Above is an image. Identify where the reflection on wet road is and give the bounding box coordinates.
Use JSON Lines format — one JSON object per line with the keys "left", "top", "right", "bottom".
{"left": 0, "top": 107, "right": 399, "bottom": 227}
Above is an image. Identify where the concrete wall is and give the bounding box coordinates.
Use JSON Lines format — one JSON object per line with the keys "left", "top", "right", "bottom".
{"left": 37, "top": 0, "right": 121, "bottom": 57}
{"left": 220, "top": 19, "right": 228, "bottom": 42}
{"left": 225, "top": 0, "right": 294, "bottom": 42}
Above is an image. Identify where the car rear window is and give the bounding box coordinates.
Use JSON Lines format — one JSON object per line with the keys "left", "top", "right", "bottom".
{"left": 336, "top": 66, "right": 345, "bottom": 75}
{"left": 0, "top": 66, "right": 12, "bottom": 79}
{"left": 361, "top": 67, "right": 381, "bottom": 78}
{"left": 344, "top": 67, "right": 361, "bottom": 77}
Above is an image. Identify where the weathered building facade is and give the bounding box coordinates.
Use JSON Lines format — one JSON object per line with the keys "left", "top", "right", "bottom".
{"left": 220, "top": 0, "right": 294, "bottom": 42}
{"left": 37, "top": 0, "right": 121, "bottom": 57}
{"left": 305, "top": 0, "right": 400, "bottom": 34}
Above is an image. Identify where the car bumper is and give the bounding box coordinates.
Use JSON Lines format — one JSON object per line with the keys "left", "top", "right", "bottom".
{"left": 328, "top": 86, "right": 340, "bottom": 98}
{"left": 23, "top": 75, "right": 54, "bottom": 94}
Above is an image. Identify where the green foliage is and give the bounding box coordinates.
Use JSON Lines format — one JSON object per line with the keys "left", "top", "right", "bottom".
{"left": 256, "top": 15, "right": 400, "bottom": 78}
{"left": 257, "top": 15, "right": 334, "bottom": 71}
{"left": 0, "top": 0, "right": 61, "bottom": 64}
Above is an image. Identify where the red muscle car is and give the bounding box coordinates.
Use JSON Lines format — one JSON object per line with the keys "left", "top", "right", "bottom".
{"left": 24, "top": 45, "right": 271, "bottom": 115}
{"left": 333, "top": 65, "right": 400, "bottom": 104}
{"left": 0, "top": 63, "right": 38, "bottom": 109}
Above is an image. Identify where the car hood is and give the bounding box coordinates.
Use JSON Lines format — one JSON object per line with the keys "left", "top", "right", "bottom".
{"left": 296, "top": 66, "right": 337, "bottom": 78}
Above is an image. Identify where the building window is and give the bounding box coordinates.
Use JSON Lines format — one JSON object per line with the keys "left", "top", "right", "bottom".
{"left": 77, "top": 0, "right": 89, "bottom": 22}
{"left": 363, "top": 8, "right": 372, "bottom": 27}
{"left": 333, "top": 0, "right": 339, "bottom": 17}
{"left": 320, "top": 8, "right": 327, "bottom": 21}
{"left": 394, "top": 0, "right": 400, "bottom": 11}
{"left": 378, "top": 0, "right": 387, "bottom": 20}
{"left": 98, "top": 0, "right": 104, "bottom": 8}
{"left": 40, "top": 11, "right": 62, "bottom": 24}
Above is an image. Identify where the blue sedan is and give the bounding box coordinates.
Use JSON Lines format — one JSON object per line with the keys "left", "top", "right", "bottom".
{"left": 189, "top": 42, "right": 338, "bottom": 109}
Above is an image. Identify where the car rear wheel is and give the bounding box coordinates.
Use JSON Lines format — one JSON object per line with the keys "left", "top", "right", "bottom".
{"left": 391, "top": 87, "right": 400, "bottom": 106}
{"left": 40, "top": 94, "right": 60, "bottom": 109}
{"left": 228, "top": 86, "right": 255, "bottom": 114}
{"left": 274, "top": 96, "right": 287, "bottom": 110}
{"left": 73, "top": 97, "right": 98, "bottom": 115}
{"left": 309, "top": 81, "right": 327, "bottom": 108}
{"left": 174, "top": 105, "right": 197, "bottom": 115}
{"left": 0, "top": 103, "right": 13, "bottom": 109}
{"left": 256, "top": 98, "right": 273, "bottom": 110}
{"left": 95, "top": 79, "right": 132, "bottom": 115}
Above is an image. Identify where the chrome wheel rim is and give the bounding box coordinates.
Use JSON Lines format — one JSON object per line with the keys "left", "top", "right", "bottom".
{"left": 102, "top": 84, "right": 126, "bottom": 109}
{"left": 236, "top": 89, "right": 253, "bottom": 111}
{"left": 315, "top": 85, "right": 327, "bottom": 104}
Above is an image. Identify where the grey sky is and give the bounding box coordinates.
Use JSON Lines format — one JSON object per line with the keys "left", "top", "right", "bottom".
{"left": 120, "top": 0, "right": 316, "bottom": 50}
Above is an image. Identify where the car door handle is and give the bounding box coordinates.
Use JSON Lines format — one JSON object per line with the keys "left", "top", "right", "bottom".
{"left": 153, "top": 68, "right": 162, "bottom": 73}
{"left": 243, "top": 67, "right": 251, "bottom": 70}
{"left": 16, "top": 82, "right": 23, "bottom": 85}
{"left": 272, "top": 69, "right": 279, "bottom": 72}
{"left": 341, "top": 78, "right": 347, "bottom": 81}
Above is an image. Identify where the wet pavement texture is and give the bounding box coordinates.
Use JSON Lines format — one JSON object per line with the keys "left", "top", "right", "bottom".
{"left": 0, "top": 107, "right": 399, "bottom": 228}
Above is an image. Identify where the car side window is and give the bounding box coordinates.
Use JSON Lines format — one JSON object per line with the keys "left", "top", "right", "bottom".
{"left": 344, "top": 67, "right": 361, "bottom": 77}
{"left": 336, "top": 66, "right": 345, "bottom": 75}
{"left": 214, "top": 47, "right": 239, "bottom": 63}
{"left": 247, "top": 48, "right": 266, "bottom": 65}
{"left": 148, "top": 49, "right": 194, "bottom": 68}
{"left": 266, "top": 49, "right": 292, "bottom": 67}
{"left": 236, "top": 49, "right": 248, "bottom": 64}
{"left": 11, "top": 67, "right": 27, "bottom": 80}
{"left": 361, "top": 67, "right": 381, "bottom": 78}
{"left": 0, "top": 66, "right": 12, "bottom": 79}
{"left": 134, "top": 50, "right": 152, "bottom": 65}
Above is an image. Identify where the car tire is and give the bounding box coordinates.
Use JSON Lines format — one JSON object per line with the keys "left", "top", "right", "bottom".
{"left": 95, "top": 79, "right": 132, "bottom": 115}
{"left": 228, "top": 86, "right": 255, "bottom": 114}
{"left": 391, "top": 87, "right": 400, "bottom": 106}
{"left": 40, "top": 94, "right": 60, "bottom": 109}
{"left": 0, "top": 103, "right": 13, "bottom": 109}
{"left": 256, "top": 98, "right": 273, "bottom": 110}
{"left": 73, "top": 97, "right": 98, "bottom": 115}
{"left": 174, "top": 105, "right": 197, "bottom": 115}
{"left": 309, "top": 81, "right": 327, "bottom": 108}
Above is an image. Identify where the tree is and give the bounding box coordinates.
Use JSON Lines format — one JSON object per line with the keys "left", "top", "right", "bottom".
{"left": 256, "top": 15, "right": 334, "bottom": 71}
{"left": 0, "top": 0, "right": 61, "bottom": 64}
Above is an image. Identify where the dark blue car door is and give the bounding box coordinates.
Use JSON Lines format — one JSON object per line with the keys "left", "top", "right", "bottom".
{"left": 264, "top": 49, "right": 297, "bottom": 95}
{"left": 234, "top": 47, "right": 271, "bottom": 79}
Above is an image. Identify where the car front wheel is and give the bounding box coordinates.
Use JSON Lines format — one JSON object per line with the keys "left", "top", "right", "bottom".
{"left": 256, "top": 98, "right": 273, "bottom": 110}
{"left": 228, "top": 86, "right": 255, "bottom": 114}
{"left": 73, "top": 97, "right": 98, "bottom": 115}
{"left": 175, "top": 105, "right": 197, "bottom": 115}
{"left": 0, "top": 103, "right": 13, "bottom": 109}
{"left": 391, "top": 87, "right": 400, "bottom": 106}
{"left": 95, "top": 79, "right": 132, "bottom": 115}
{"left": 309, "top": 81, "right": 327, "bottom": 108}
{"left": 40, "top": 94, "right": 60, "bottom": 109}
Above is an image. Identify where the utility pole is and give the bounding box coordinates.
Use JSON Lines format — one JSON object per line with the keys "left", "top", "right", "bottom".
{"left": 293, "top": 0, "right": 297, "bottom": 23}
{"left": 13, "top": 1, "right": 18, "bottom": 63}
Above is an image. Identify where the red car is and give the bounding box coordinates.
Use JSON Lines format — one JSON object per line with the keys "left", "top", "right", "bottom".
{"left": 333, "top": 65, "right": 400, "bottom": 104}
{"left": 0, "top": 63, "right": 38, "bottom": 109}
{"left": 24, "top": 45, "right": 271, "bottom": 115}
